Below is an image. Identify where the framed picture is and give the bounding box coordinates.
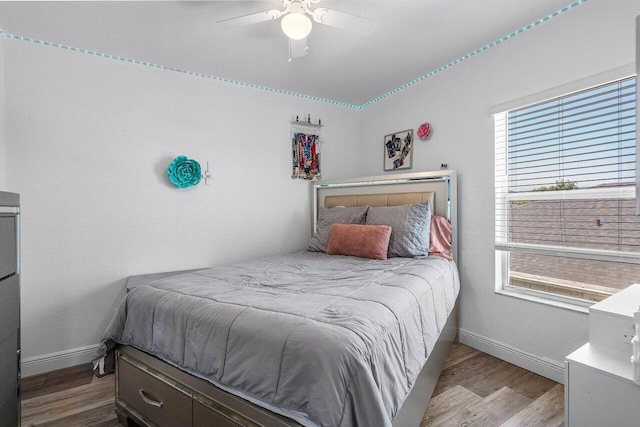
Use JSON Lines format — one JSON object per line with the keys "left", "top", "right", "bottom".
{"left": 383, "top": 129, "right": 413, "bottom": 171}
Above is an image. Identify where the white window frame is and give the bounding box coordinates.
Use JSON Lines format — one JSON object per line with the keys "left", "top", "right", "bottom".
{"left": 492, "top": 64, "right": 638, "bottom": 311}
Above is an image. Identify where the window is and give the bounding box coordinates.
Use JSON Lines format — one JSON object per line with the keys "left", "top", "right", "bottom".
{"left": 495, "top": 76, "right": 639, "bottom": 304}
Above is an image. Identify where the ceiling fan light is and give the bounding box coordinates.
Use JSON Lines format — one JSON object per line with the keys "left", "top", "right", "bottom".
{"left": 281, "top": 13, "right": 312, "bottom": 40}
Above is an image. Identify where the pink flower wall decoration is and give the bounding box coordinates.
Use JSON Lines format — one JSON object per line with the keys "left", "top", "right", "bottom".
{"left": 417, "top": 122, "right": 431, "bottom": 140}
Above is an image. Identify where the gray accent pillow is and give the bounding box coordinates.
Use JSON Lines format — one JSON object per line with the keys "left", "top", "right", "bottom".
{"left": 365, "top": 202, "right": 431, "bottom": 257}
{"left": 308, "top": 206, "right": 369, "bottom": 252}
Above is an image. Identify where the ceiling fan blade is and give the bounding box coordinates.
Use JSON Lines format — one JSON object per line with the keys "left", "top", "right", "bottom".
{"left": 289, "top": 37, "right": 309, "bottom": 59}
{"left": 217, "top": 9, "right": 284, "bottom": 27}
{"left": 312, "top": 8, "right": 376, "bottom": 36}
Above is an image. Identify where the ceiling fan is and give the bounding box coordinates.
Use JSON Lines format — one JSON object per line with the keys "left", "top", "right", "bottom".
{"left": 217, "top": 0, "right": 376, "bottom": 60}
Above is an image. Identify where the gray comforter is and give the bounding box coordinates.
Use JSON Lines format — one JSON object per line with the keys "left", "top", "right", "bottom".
{"left": 95, "top": 251, "right": 459, "bottom": 427}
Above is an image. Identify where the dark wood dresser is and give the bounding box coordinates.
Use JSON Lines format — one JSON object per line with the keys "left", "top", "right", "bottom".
{"left": 0, "top": 191, "right": 20, "bottom": 427}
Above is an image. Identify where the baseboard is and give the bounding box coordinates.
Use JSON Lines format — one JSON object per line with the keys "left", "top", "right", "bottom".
{"left": 458, "top": 328, "right": 565, "bottom": 384}
{"left": 21, "top": 344, "right": 99, "bottom": 378}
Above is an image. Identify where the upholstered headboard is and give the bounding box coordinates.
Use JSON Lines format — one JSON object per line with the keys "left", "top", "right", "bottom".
{"left": 324, "top": 192, "right": 435, "bottom": 211}
{"left": 311, "top": 170, "right": 457, "bottom": 260}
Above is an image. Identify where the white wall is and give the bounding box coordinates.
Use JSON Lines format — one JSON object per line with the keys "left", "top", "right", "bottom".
{"left": 3, "top": 40, "right": 362, "bottom": 374}
{"left": 359, "top": 0, "right": 640, "bottom": 381}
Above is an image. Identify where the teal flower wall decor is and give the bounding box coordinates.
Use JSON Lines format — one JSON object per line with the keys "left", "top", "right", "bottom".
{"left": 167, "top": 155, "right": 202, "bottom": 188}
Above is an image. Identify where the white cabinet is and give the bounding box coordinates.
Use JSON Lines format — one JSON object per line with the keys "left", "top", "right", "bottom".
{"left": 565, "top": 284, "right": 640, "bottom": 427}
{"left": 0, "top": 192, "right": 20, "bottom": 427}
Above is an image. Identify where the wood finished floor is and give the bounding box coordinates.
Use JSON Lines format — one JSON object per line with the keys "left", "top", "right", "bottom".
{"left": 20, "top": 343, "right": 564, "bottom": 427}
{"left": 420, "top": 344, "right": 564, "bottom": 427}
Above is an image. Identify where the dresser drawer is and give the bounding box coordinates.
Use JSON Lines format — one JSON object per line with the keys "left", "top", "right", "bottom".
{"left": 0, "top": 275, "right": 19, "bottom": 341}
{"left": 193, "top": 392, "right": 265, "bottom": 427}
{"left": 0, "top": 385, "right": 19, "bottom": 427}
{"left": 0, "top": 216, "right": 17, "bottom": 280}
{"left": 193, "top": 399, "right": 242, "bottom": 427}
{"left": 0, "top": 330, "right": 18, "bottom": 404}
{"left": 117, "top": 353, "right": 192, "bottom": 426}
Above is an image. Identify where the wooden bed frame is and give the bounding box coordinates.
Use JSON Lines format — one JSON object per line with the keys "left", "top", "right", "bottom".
{"left": 114, "top": 171, "right": 459, "bottom": 427}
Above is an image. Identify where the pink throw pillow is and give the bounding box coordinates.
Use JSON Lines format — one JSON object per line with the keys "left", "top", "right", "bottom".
{"left": 326, "top": 224, "right": 392, "bottom": 260}
{"left": 429, "top": 215, "right": 453, "bottom": 260}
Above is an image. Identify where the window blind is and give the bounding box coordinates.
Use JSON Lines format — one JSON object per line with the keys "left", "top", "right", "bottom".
{"left": 495, "top": 76, "right": 639, "bottom": 266}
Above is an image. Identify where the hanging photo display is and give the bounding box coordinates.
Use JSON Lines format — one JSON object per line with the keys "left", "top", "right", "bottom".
{"left": 291, "top": 118, "right": 322, "bottom": 180}
{"left": 292, "top": 131, "right": 320, "bottom": 180}
{"left": 384, "top": 129, "right": 413, "bottom": 171}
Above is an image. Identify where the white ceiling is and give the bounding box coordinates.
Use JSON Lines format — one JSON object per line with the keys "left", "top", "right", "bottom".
{"left": 0, "top": 0, "right": 584, "bottom": 106}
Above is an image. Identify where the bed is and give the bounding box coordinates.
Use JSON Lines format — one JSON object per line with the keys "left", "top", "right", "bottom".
{"left": 94, "top": 170, "right": 459, "bottom": 427}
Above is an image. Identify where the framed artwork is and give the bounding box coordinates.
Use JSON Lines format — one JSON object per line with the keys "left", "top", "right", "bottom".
{"left": 384, "top": 129, "right": 413, "bottom": 171}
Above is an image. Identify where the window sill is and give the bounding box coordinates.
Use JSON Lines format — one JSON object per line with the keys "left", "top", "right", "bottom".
{"left": 508, "top": 272, "right": 617, "bottom": 302}
{"left": 496, "top": 287, "right": 590, "bottom": 314}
